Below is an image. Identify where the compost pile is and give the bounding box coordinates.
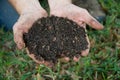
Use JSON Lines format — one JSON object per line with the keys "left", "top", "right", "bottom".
{"left": 23, "top": 16, "right": 88, "bottom": 63}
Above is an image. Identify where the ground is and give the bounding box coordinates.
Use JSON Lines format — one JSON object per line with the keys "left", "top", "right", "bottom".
{"left": 0, "top": 0, "right": 120, "bottom": 80}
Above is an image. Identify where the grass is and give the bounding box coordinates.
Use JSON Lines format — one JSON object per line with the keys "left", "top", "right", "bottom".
{"left": 0, "top": 0, "right": 120, "bottom": 80}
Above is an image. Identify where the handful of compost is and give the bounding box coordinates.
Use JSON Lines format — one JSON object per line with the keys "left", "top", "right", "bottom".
{"left": 23, "top": 16, "right": 89, "bottom": 67}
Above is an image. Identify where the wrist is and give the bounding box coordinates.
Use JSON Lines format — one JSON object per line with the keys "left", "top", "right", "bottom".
{"left": 19, "top": 9, "right": 47, "bottom": 23}
{"left": 48, "top": 0, "right": 72, "bottom": 11}
{"left": 20, "top": 7, "right": 46, "bottom": 16}
{"left": 9, "top": 0, "right": 43, "bottom": 15}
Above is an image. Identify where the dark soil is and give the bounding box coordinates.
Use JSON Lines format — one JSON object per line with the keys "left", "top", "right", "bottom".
{"left": 23, "top": 16, "right": 88, "bottom": 63}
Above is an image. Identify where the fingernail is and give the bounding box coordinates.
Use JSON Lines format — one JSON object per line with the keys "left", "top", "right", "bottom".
{"left": 92, "top": 20, "right": 104, "bottom": 30}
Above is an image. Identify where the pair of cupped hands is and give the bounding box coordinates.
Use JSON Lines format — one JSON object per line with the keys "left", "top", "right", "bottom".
{"left": 13, "top": 1, "right": 104, "bottom": 67}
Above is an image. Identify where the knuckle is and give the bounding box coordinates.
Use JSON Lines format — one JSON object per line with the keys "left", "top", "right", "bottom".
{"left": 13, "top": 24, "right": 17, "bottom": 31}
{"left": 82, "top": 9, "right": 89, "bottom": 13}
{"left": 41, "top": 10, "right": 48, "bottom": 17}
{"left": 13, "top": 23, "right": 20, "bottom": 32}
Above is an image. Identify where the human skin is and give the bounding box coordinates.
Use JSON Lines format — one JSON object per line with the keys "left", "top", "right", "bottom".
{"left": 8, "top": 0, "right": 48, "bottom": 49}
{"left": 48, "top": 0, "right": 104, "bottom": 61}
{"left": 9, "top": 0, "right": 53, "bottom": 67}
{"left": 9, "top": 0, "right": 104, "bottom": 66}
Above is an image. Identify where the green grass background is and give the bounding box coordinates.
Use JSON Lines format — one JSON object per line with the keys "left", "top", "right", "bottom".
{"left": 0, "top": 0, "right": 120, "bottom": 80}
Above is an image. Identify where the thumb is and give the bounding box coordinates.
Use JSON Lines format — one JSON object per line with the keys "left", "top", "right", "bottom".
{"left": 13, "top": 24, "right": 25, "bottom": 49}
{"left": 81, "top": 10, "right": 104, "bottom": 30}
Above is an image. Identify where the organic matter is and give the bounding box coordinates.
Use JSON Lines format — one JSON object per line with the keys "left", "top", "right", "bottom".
{"left": 23, "top": 16, "right": 88, "bottom": 63}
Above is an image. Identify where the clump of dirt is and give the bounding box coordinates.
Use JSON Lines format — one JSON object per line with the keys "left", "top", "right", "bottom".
{"left": 23, "top": 16, "right": 88, "bottom": 63}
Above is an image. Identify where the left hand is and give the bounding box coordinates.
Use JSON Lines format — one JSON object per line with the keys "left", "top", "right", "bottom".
{"left": 49, "top": 3, "right": 104, "bottom": 61}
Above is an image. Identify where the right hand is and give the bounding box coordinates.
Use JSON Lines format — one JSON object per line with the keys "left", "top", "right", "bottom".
{"left": 13, "top": 9, "right": 47, "bottom": 49}
{"left": 13, "top": 9, "right": 55, "bottom": 67}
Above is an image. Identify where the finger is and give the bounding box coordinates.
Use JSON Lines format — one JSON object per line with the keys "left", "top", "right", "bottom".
{"left": 81, "top": 34, "right": 90, "bottom": 56}
{"left": 14, "top": 31, "right": 25, "bottom": 49}
{"left": 13, "top": 25, "right": 25, "bottom": 49}
{"left": 77, "top": 21, "right": 86, "bottom": 29}
{"left": 59, "top": 57, "right": 70, "bottom": 62}
{"left": 81, "top": 48, "right": 89, "bottom": 56}
{"left": 26, "top": 48, "right": 54, "bottom": 68}
{"left": 73, "top": 54, "right": 81, "bottom": 62}
{"left": 26, "top": 48, "right": 44, "bottom": 63}
{"left": 81, "top": 10, "right": 104, "bottom": 30}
